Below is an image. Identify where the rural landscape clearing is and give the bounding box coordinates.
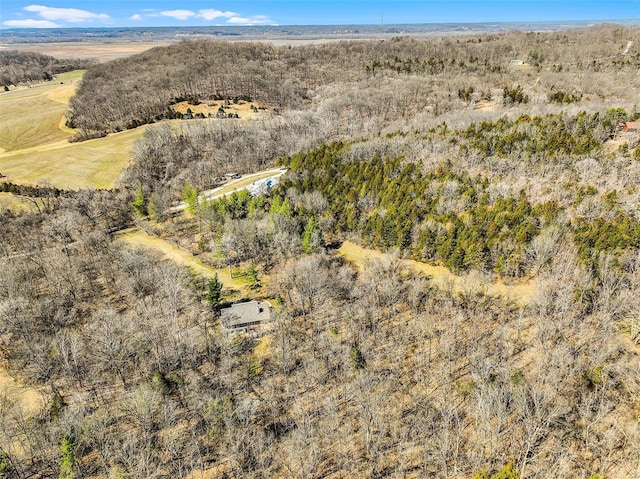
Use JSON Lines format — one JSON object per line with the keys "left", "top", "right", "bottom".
{"left": 1, "top": 10, "right": 640, "bottom": 479}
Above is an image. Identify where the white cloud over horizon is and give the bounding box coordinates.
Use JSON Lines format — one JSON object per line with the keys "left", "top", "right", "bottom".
{"left": 198, "top": 9, "right": 237, "bottom": 21}
{"left": 1, "top": 3, "right": 274, "bottom": 28}
{"left": 158, "top": 9, "right": 271, "bottom": 25}
{"left": 160, "top": 10, "right": 196, "bottom": 21}
{"left": 227, "top": 15, "right": 273, "bottom": 25}
{"left": 24, "top": 5, "right": 109, "bottom": 23}
{"left": 3, "top": 18, "right": 60, "bottom": 28}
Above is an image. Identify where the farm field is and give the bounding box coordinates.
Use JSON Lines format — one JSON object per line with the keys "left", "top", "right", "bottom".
{"left": 0, "top": 42, "right": 171, "bottom": 62}
{"left": 0, "top": 70, "right": 82, "bottom": 152}
{"left": 0, "top": 126, "right": 145, "bottom": 189}
{"left": 0, "top": 70, "right": 148, "bottom": 189}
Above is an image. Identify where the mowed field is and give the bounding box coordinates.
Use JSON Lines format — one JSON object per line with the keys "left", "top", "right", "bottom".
{"left": 0, "top": 70, "right": 82, "bottom": 152}
{"left": 0, "top": 127, "right": 145, "bottom": 189}
{"left": 0, "top": 70, "right": 145, "bottom": 190}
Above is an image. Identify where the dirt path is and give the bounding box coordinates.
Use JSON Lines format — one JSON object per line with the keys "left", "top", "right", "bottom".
{"left": 117, "top": 227, "right": 247, "bottom": 291}
{"left": 339, "top": 240, "right": 537, "bottom": 305}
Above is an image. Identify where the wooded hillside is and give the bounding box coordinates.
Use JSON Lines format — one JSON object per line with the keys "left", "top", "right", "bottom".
{"left": 0, "top": 50, "right": 94, "bottom": 87}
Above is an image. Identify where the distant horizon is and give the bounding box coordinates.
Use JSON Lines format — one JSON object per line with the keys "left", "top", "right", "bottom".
{"left": 2, "top": 18, "right": 640, "bottom": 31}
{"left": 1, "top": 1, "right": 638, "bottom": 29}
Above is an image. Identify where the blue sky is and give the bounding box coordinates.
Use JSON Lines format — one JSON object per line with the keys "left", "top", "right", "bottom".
{"left": 1, "top": 1, "right": 638, "bottom": 28}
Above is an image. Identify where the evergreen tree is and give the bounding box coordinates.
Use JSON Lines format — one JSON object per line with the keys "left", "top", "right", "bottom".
{"left": 131, "top": 184, "right": 148, "bottom": 217}
{"left": 59, "top": 436, "right": 75, "bottom": 479}
{"left": 302, "top": 216, "right": 321, "bottom": 254}
{"left": 206, "top": 273, "right": 223, "bottom": 309}
{"left": 183, "top": 183, "right": 199, "bottom": 215}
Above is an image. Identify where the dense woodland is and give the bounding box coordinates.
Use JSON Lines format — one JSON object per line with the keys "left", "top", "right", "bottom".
{"left": 2, "top": 24, "right": 640, "bottom": 478}
{"left": 0, "top": 50, "right": 95, "bottom": 88}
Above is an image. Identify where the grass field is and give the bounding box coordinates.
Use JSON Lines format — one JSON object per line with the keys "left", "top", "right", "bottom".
{"left": 0, "top": 70, "right": 83, "bottom": 152}
{"left": 0, "top": 70, "right": 146, "bottom": 189}
{"left": 0, "top": 192, "right": 36, "bottom": 212}
{"left": 0, "top": 127, "right": 145, "bottom": 189}
{"left": 339, "top": 240, "right": 537, "bottom": 305}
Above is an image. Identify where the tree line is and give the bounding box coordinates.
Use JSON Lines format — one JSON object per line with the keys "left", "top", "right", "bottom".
{"left": 0, "top": 50, "right": 94, "bottom": 87}
{"left": 67, "top": 25, "right": 640, "bottom": 135}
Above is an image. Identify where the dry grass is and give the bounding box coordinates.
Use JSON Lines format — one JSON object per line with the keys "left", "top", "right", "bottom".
{"left": 172, "top": 99, "right": 267, "bottom": 120}
{"left": 0, "top": 70, "right": 82, "bottom": 152}
{"left": 0, "top": 126, "right": 145, "bottom": 189}
{"left": 0, "top": 363, "right": 42, "bottom": 416}
{"left": 117, "top": 227, "right": 247, "bottom": 292}
{"left": 0, "top": 192, "right": 36, "bottom": 212}
{"left": 339, "top": 240, "right": 537, "bottom": 305}
{"left": 0, "top": 70, "right": 147, "bottom": 189}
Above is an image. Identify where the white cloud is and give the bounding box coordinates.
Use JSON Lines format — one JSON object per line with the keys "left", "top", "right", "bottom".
{"left": 161, "top": 10, "right": 196, "bottom": 21}
{"left": 3, "top": 18, "right": 60, "bottom": 28}
{"left": 130, "top": 14, "right": 143, "bottom": 21}
{"left": 24, "top": 5, "right": 109, "bottom": 23}
{"left": 227, "top": 15, "right": 273, "bottom": 25}
{"left": 197, "top": 9, "right": 237, "bottom": 21}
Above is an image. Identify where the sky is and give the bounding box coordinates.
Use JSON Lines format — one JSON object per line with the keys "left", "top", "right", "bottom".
{"left": 0, "top": 1, "right": 638, "bottom": 28}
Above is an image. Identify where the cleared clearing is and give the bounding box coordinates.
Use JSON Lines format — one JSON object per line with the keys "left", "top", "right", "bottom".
{"left": 0, "top": 364, "right": 42, "bottom": 416}
{"left": 339, "top": 240, "right": 537, "bottom": 305}
{"left": 117, "top": 227, "right": 247, "bottom": 291}
{"left": 172, "top": 99, "right": 268, "bottom": 120}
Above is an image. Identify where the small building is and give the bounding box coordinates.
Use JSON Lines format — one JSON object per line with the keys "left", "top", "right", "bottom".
{"left": 220, "top": 300, "right": 273, "bottom": 334}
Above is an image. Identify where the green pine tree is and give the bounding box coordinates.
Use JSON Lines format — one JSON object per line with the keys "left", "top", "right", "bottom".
{"left": 302, "top": 216, "right": 321, "bottom": 254}
{"left": 183, "top": 183, "right": 199, "bottom": 215}
{"left": 59, "top": 435, "right": 75, "bottom": 479}
{"left": 131, "top": 184, "right": 148, "bottom": 217}
{"left": 206, "top": 273, "right": 223, "bottom": 309}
